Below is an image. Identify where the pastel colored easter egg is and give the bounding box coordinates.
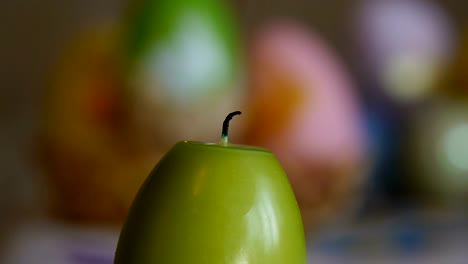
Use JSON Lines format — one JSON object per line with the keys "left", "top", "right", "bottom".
{"left": 244, "top": 22, "right": 367, "bottom": 232}
{"left": 120, "top": 0, "right": 246, "bottom": 148}
{"left": 39, "top": 25, "right": 161, "bottom": 224}
{"left": 354, "top": 0, "right": 455, "bottom": 105}
{"left": 407, "top": 102, "right": 468, "bottom": 206}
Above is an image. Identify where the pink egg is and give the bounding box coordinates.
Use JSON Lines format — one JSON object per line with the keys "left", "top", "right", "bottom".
{"left": 244, "top": 21, "right": 367, "bottom": 232}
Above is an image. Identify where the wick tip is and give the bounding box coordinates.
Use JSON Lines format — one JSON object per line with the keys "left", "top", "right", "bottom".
{"left": 229, "top": 111, "right": 242, "bottom": 117}
{"left": 221, "top": 111, "right": 242, "bottom": 141}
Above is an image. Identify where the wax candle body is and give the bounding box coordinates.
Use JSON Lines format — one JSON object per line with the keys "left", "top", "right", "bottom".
{"left": 114, "top": 141, "right": 306, "bottom": 263}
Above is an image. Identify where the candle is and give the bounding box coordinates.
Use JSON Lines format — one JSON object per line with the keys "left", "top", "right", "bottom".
{"left": 114, "top": 112, "right": 306, "bottom": 263}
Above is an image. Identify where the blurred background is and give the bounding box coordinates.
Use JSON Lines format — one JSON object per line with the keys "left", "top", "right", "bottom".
{"left": 1, "top": 0, "right": 468, "bottom": 263}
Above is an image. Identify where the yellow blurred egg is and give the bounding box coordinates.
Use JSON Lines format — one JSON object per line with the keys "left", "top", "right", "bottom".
{"left": 39, "top": 24, "right": 162, "bottom": 224}
{"left": 244, "top": 22, "right": 367, "bottom": 232}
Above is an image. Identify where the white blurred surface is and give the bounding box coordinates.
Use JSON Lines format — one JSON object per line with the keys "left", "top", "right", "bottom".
{"left": 2, "top": 211, "right": 468, "bottom": 264}
{"left": 307, "top": 210, "right": 468, "bottom": 264}
{"left": 2, "top": 219, "right": 119, "bottom": 264}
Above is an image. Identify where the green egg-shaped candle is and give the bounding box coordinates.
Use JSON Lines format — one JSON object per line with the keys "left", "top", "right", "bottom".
{"left": 114, "top": 112, "right": 306, "bottom": 264}
{"left": 120, "top": 0, "right": 245, "bottom": 147}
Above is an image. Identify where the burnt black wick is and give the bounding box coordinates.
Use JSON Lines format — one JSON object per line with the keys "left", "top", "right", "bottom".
{"left": 221, "top": 111, "right": 242, "bottom": 142}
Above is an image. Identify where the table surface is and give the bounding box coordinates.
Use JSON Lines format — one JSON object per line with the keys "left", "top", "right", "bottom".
{"left": 1, "top": 211, "right": 468, "bottom": 264}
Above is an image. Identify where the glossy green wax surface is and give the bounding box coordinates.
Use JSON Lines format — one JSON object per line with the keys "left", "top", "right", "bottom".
{"left": 114, "top": 141, "right": 306, "bottom": 263}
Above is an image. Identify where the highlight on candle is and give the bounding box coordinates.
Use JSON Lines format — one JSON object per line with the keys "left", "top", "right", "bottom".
{"left": 221, "top": 111, "right": 242, "bottom": 145}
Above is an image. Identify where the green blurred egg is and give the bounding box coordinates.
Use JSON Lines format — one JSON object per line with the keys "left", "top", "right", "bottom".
{"left": 407, "top": 102, "right": 468, "bottom": 206}
{"left": 120, "top": 0, "right": 245, "bottom": 147}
